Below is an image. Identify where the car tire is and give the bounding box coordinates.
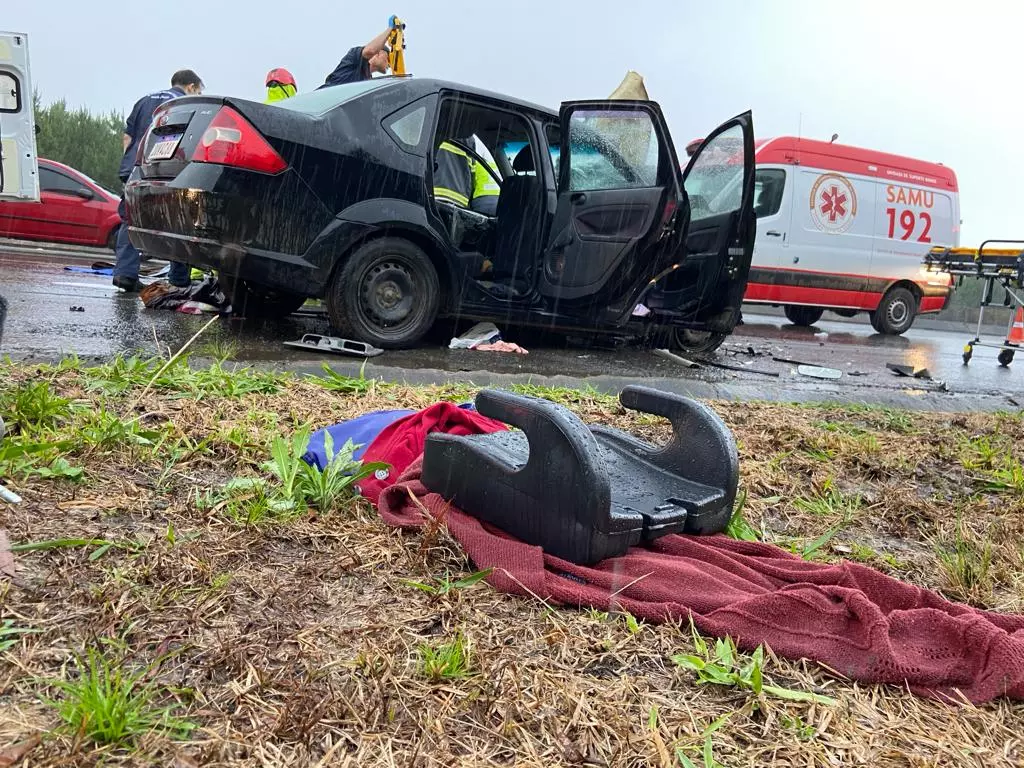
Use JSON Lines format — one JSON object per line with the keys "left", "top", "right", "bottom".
{"left": 870, "top": 286, "right": 916, "bottom": 335}
{"left": 327, "top": 237, "right": 440, "bottom": 349}
{"left": 783, "top": 305, "right": 824, "bottom": 326}
{"left": 670, "top": 328, "right": 728, "bottom": 357}
{"left": 219, "top": 273, "right": 307, "bottom": 320}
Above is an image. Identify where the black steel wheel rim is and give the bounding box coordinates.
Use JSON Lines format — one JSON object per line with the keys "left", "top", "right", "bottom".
{"left": 356, "top": 257, "right": 424, "bottom": 338}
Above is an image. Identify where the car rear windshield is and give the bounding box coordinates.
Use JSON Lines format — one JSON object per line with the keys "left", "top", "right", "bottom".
{"left": 274, "top": 79, "right": 396, "bottom": 116}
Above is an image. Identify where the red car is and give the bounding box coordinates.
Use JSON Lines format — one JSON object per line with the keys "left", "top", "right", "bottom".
{"left": 0, "top": 158, "right": 121, "bottom": 249}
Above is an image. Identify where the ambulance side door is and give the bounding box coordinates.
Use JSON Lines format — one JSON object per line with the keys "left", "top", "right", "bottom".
{"left": 0, "top": 32, "right": 39, "bottom": 202}
{"left": 747, "top": 165, "right": 794, "bottom": 290}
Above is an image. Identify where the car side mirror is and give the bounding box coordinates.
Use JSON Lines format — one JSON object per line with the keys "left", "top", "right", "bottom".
{"left": 74, "top": 188, "right": 95, "bottom": 200}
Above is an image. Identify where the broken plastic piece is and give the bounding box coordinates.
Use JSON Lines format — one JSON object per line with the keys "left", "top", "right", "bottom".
{"left": 420, "top": 386, "right": 739, "bottom": 565}
{"left": 797, "top": 365, "right": 842, "bottom": 380}
{"left": 283, "top": 334, "right": 384, "bottom": 358}
{"left": 886, "top": 363, "right": 915, "bottom": 377}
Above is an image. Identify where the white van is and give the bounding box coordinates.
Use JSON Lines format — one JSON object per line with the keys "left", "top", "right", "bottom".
{"left": 686, "top": 136, "right": 959, "bottom": 334}
{"left": 0, "top": 31, "right": 38, "bottom": 203}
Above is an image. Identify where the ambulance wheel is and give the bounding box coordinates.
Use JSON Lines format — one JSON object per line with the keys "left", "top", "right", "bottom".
{"left": 328, "top": 237, "right": 440, "bottom": 349}
{"left": 219, "top": 273, "right": 307, "bottom": 320}
{"left": 998, "top": 350, "right": 1015, "bottom": 367}
{"left": 784, "top": 305, "right": 824, "bottom": 327}
{"left": 671, "top": 329, "right": 728, "bottom": 356}
{"left": 870, "top": 287, "right": 916, "bottom": 335}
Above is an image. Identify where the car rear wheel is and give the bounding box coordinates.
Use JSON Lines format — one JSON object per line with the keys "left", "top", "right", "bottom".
{"left": 869, "top": 286, "right": 916, "bottom": 335}
{"left": 327, "top": 237, "right": 440, "bottom": 349}
{"left": 784, "top": 305, "right": 824, "bottom": 326}
{"left": 219, "top": 273, "right": 307, "bottom": 320}
{"left": 670, "top": 329, "right": 728, "bottom": 357}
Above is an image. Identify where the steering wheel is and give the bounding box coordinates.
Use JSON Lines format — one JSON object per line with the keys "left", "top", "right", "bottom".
{"left": 443, "top": 139, "right": 503, "bottom": 189}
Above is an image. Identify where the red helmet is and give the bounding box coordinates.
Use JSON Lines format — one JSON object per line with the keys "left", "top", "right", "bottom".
{"left": 265, "top": 68, "right": 296, "bottom": 88}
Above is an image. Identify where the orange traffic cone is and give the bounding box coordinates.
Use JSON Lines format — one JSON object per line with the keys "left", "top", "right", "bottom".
{"left": 1008, "top": 306, "right": 1024, "bottom": 345}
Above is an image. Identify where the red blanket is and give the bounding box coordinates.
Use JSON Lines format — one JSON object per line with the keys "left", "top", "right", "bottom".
{"left": 358, "top": 402, "right": 507, "bottom": 504}
{"left": 379, "top": 459, "right": 1024, "bottom": 704}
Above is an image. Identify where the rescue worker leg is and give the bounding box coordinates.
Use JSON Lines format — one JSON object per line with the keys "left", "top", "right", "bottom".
{"left": 113, "top": 196, "right": 142, "bottom": 286}
{"left": 469, "top": 153, "right": 500, "bottom": 217}
{"left": 168, "top": 261, "right": 192, "bottom": 287}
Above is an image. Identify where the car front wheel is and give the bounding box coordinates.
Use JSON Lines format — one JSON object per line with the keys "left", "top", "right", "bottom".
{"left": 670, "top": 328, "right": 728, "bottom": 357}
{"left": 870, "top": 286, "right": 916, "bottom": 335}
{"left": 327, "top": 237, "right": 440, "bottom": 349}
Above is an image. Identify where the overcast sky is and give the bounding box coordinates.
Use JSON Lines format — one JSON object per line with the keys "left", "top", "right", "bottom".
{"left": 6, "top": 0, "right": 1017, "bottom": 243}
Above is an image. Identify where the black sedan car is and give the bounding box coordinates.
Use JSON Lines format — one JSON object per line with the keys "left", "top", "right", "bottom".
{"left": 126, "top": 77, "right": 755, "bottom": 352}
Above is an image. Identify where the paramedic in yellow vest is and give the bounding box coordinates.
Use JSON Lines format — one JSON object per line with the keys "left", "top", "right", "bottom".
{"left": 469, "top": 152, "right": 500, "bottom": 216}
{"left": 265, "top": 68, "right": 297, "bottom": 103}
{"left": 433, "top": 138, "right": 500, "bottom": 215}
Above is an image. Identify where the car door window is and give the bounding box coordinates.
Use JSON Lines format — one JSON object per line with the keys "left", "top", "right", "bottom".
{"left": 0, "top": 72, "right": 21, "bottom": 113}
{"left": 567, "top": 109, "right": 659, "bottom": 192}
{"left": 39, "top": 167, "right": 87, "bottom": 197}
{"left": 684, "top": 127, "right": 745, "bottom": 222}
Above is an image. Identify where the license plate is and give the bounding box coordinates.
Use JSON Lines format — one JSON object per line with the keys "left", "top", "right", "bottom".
{"left": 148, "top": 134, "right": 183, "bottom": 161}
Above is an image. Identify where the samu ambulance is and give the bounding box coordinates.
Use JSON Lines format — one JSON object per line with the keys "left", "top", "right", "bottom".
{"left": 0, "top": 31, "right": 38, "bottom": 203}
{"left": 685, "top": 136, "right": 959, "bottom": 335}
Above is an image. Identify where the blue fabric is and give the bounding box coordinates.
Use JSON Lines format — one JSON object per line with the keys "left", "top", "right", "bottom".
{"left": 320, "top": 46, "right": 370, "bottom": 88}
{"left": 65, "top": 266, "right": 114, "bottom": 276}
{"left": 119, "top": 87, "right": 185, "bottom": 181}
{"left": 302, "top": 404, "right": 477, "bottom": 470}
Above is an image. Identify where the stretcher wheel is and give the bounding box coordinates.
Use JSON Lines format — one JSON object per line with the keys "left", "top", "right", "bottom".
{"left": 998, "top": 349, "right": 1015, "bottom": 367}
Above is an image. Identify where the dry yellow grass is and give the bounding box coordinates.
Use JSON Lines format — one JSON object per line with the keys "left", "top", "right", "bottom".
{"left": 0, "top": 358, "right": 1022, "bottom": 766}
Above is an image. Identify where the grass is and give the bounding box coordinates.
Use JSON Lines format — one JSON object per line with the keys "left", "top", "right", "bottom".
{"left": 1, "top": 356, "right": 1023, "bottom": 766}
{"left": 47, "top": 647, "right": 193, "bottom": 748}
{"left": 417, "top": 633, "right": 472, "bottom": 681}
{"left": 672, "top": 619, "right": 836, "bottom": 706}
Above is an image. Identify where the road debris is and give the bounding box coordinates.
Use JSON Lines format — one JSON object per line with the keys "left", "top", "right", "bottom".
{"left": 449, "top": 322, "right": 528, "bottom": 353}
{"left": 0, "top": 484, "right": 22, "bottom": 505}
{"left": 797, "top": 365, "right": 842, "bottom": 380}
{"left": 140, "top": 277, "right": 230, "bottom": 314}
{"left": 887, "top": 363, "right": 932, "bottom": 379}
{"left": 700, "top": 359, "right": 780, "bottom": 377}
{"left": 284, "top": 334, "right": 384, "bottom": 358}
{"left": 69, "top": 305, "right": 85, "bottom": 312}
{"left": 654, "top": 348, "right": 701, "bottom": 368}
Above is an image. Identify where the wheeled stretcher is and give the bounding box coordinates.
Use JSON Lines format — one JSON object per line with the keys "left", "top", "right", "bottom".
{"left": 924, "top": 241, "right": 1024, "bottom": 366}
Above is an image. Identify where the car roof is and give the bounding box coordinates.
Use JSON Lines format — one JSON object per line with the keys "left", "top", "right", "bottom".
{"left": 38, "top": 157, "right": 80, "bottom": 176}
{"left": 382, "top": 76, "right": 558, "bottom": 118}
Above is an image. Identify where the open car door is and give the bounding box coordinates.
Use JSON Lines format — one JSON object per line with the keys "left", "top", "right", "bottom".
{"left": 644, "top": 112, "right": 756, "bottom": 334}
{"left": 0, "top": 32, "right": 39, "bottom": 202}
{"left": 538, "top": 100, "right": 685, "bottom": 313}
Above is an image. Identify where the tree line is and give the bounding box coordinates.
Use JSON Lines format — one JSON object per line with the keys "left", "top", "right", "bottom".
{"left": 33, "top": 93, "right": 125, "bottom": 194}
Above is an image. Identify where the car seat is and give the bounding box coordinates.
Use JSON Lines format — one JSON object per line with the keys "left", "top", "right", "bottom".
{"left": 490, "top": 147, "right": 544, "bottom": 281}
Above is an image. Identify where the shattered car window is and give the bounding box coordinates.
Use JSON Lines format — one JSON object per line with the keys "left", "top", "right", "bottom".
{"left": 567, "top": 109, "right": 658, "bottom": 191}
{"left": 685, "top": 126, "right": 744, "bottom": 221}
{"left": 274, "top": 79, "right": 396, "bottom": 116}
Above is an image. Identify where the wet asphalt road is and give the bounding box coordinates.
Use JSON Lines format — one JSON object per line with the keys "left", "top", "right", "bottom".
{"left": 2, "top": 249, "right": 1023, "bottom": 412}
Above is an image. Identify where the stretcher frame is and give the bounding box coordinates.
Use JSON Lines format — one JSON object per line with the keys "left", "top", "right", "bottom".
{"left": 924, "top": 240, "right": 1024, "bottom": 366}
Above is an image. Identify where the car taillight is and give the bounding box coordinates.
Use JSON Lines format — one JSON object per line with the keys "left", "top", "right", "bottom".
{"left": 191, "top": 107, "right": 286, "bottom": 174}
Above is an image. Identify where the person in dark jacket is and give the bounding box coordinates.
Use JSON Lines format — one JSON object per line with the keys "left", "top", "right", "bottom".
{"left": 320, "top": 17, "right": 398, "bottom": 88}
{"left": 113, "top": 70, "right": 203, "bottom": 292}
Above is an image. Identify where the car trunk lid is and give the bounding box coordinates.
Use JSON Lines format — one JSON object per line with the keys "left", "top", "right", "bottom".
{"left": 139, "top": 97, "right": 226, "bottom": 180}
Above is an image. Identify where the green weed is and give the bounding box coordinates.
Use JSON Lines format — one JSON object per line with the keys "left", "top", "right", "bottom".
{"left": 725, "top": 491, "right": 761, "bottom": 542}
{"left": 315, "top": 362, "right": 386, "bottom": 394}
{"left": 671, "top": 618, "right": 835, "bottom": 706}
{"left": 402, "top": 568, "right": 493, "bottom": 597}
{"left": 417, "top": 633, "right": 472, "bottom": 681}
{"left": 0, "top": 380, "right": 72, "bottom": 435}
{"left": 0, "top": 619, "right": 41, "bottom": 653}
{"left": 295, "top": 432, "right": 387, "bottom": 512}
{"left": 794, "top": 478, "right": 862, "bottom": 519}
{"left": 937, "top": 524, "right": 994, "bottom": 604}
{"left": 48, "top": 647, "right": 193, "bottom": 747}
